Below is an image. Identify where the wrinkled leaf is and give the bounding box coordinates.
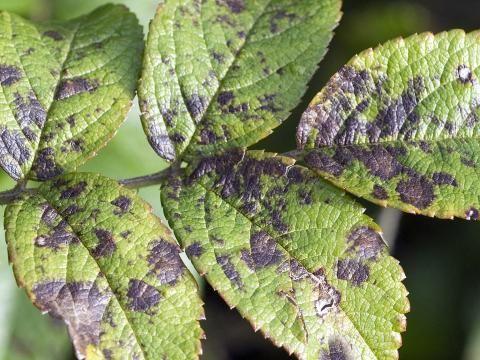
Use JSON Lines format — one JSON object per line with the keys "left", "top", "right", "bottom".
{"left": 162, "top": 149, "right": 408, "bottom": 359}
{"left": 139, "top": 0, "right": 341, "bottom": 162}
{"left": 298, "top": 30, "right": 480, "bottom": 219}
{"left": 5, "top": 173, "right": 203, "bottom": 359}
{"left": 0, "top": 4, "right": 143, "bottom": 181}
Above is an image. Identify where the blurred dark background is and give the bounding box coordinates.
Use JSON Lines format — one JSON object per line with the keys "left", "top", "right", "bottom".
{"left": 0, "top": 0, "right": 479, "bottom": 359}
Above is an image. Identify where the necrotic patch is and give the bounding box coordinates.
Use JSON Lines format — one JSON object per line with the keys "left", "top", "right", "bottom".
{"left": 32, "top": 281, "right": 111, "bottom": 356}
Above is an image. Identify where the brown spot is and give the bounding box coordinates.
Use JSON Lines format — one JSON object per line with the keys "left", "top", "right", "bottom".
{"left": 372, "top": 184, "right": 388, "bottom": 200}
{"left": 336, "top": 259, "right": 369, "bottom": 286}
{"left": 60, "top": 181, "right": 87, "bottom": 199}
{"left": 120, "top": 230, "right": 131, "bottom": 239}
{"left": 32, "top": 281, "right": 111, "bottom": 356}
{"left": 461, "top": 156, "right": 476, "bottom": 168}
{"left": 32, "top": 147, "right": 63, "bottom": 180}
{"left": 55, "top": 78, "right": 98, "bottom": 100}
{"left": 43, "top": 30, "right": 64, "bottom": 41}
{"left": 216, "top": 255, "right": 243, "bottom": 288}
{"left": 0, "top": 65, "right": 21, "bottom": 86}
{"left": 110, "top": 196, "right": 131, "bottom": 216}
{"left": 147, "top": 240, "right": 184, "bottom": 285}
{"left": 92, "top": 229, "right": 116, "bottom": 258}
{"left": 35, "top": 206, "right": 79, "bottom": 250}
{"left": 353, "top": 146, "right": 403, "bottom": 180}
{"left": 186, "top": 242, "right": 203, "bottom": 258}
{"left": 347, "top": 227, "right": 385, "bottom": 260}
{"left": 466, "top": 207, "right": 479, "bottom": 220}
{"left": 127, "top": 279, "right": 161, "bottom": 312}
{"left": 432, "top": 172, "right": 457, "bottom": 186}
{"left": 396, "top": 175, "right": 435, "bottom": 209}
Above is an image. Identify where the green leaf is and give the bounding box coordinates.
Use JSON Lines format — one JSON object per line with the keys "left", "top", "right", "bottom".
{"left": 297, "top": 30, "right": 480, "bottom": 219}
{"left": 139, "top": 0, "right": 341, "bottom": 162}
{"left": 0, "top": 4, "right": 143, "bottom": 181}
{"left": 161, "top": 149, "right": 409, "bottom": 359}
{"left": 5, "top": 173, "right": 204, "bottom": 359}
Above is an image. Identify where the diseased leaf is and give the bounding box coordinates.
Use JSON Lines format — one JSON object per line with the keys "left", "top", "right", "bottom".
{"left": 5, "top": 173, "right": 203, "bottom": 359}
{"left": 0, "top": 5, "right": 143, "bottom": 181}
{"left": 298, "top": 30, "right": 480, "bottom": 219}
{"left": 162, "top": 149, "right": 408, "bottom": 359}
{"left": 139, "top": 0, "right": 341, "bottom": 162}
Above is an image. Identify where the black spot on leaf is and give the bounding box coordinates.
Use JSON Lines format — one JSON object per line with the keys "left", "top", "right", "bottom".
{"left": 0, "top": 65, "right": 21, "bottom": 86}
{"left": 55, "top": 78, "right": 98, "bottom": 100}
{"left": 32, "top": 147, "right": 63, "bottom": 180}
{"left": 92, "top": 229, "right": 116, "bottom": 258}
{"left": 347, "top": 227, "right": 385, "bottom": 260}
{"left": 110, "top": 196, "right": 131, "bottom": 216}
{"left": 0, "top": 128, "right": 31, "bottom": 167}
{"left": 396, "top": 175, "right": 435, "bottom": 209}
{"left": 147, "top": 240, "right": 184, "bottom": 285}
{"left": 320, "top": 338, "right": 350, "bottom": 360}
{"left": 336, "top": 259, "right": 369, "bottom": 286}
{"left": 217, "top": 91, "right": 235, "bottom": 106}
{"left": 186, "top": 93, "right": 206, "bottom": 119}
{"left": 60, "top": 181, "right": 87, "bottom": 199}
{"left": 186, "top": 242, "right": 203, "bottom": 258}
{"left": 216, "top": 0, "right": 245, "bottom": 13}
{"left": 249, "top": 231, "right": 283, "bottom": 269}
{"left": 43, "top": 30, "right": 64, "bottom": 41}
{"left": 432, "top": 172, "right": 457, "bottom": 186}
{"left": 14, "top": 92, "right": 46, "bottom": 128}
{"left": 216, "top": 255, "right": 243, "bottom": 288}
{"left": 372, "top": 184, "right": 388, "bottom": 200}
{"left": 466, "top": 207, "right": 479, "bottom": 220}
{"left": 127, "top": 279, "right": 161, "bottom": 312}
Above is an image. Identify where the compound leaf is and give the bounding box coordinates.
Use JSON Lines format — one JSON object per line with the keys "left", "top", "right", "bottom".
{"left": 139, "top": 0, "right": 341, "bottom": 162}
{"left": 162, "top": 149, "right": 408, "bottom": 359}
{"left": 298, "top": 30, "right": 480, "bottom": 219}
{"left": 0, "top": 5, "right": 143, "bottom": 181}
{"left": 5, "top": 173, "right": 203, "bottom": 359}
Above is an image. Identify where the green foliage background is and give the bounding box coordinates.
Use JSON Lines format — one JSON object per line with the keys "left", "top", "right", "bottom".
{"left": 0, "top": 0, "right": 479, "bottom": 359}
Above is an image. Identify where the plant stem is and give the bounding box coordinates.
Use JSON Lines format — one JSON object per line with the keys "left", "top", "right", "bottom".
{"left": 0, "top": 167, "right": 179, "bottom": 206}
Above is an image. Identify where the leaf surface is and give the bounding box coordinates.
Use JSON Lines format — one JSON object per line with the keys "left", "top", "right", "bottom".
{"left": 298, "top": 30, "right": 480, "bottom": 218}
{"left": 5, "top": 173, "right": 203, "bottom": 359}
{"left": 0, "top": 5, "right": 143, "bottom": 180}
{"left": 162, "top": 149, "right": 408, "bottom": 359}
{"left": 139, "top": 0, "right": 341, "bottom": 162}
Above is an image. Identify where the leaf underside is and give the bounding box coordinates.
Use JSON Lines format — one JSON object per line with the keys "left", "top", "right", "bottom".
{"left": 298, "top": 30, "right": 480, "bottom": 219}
{"left": 0, "top": 5, "right": 143, "bottom": 181}
{"left": 5, "top": 173, "right": 203, "bottom": 359}
{"left": 139, "top": 0, "right": 341, "bottom": 162}
{"left": 162, "top": 149, "right": 408, "bottom": 360}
